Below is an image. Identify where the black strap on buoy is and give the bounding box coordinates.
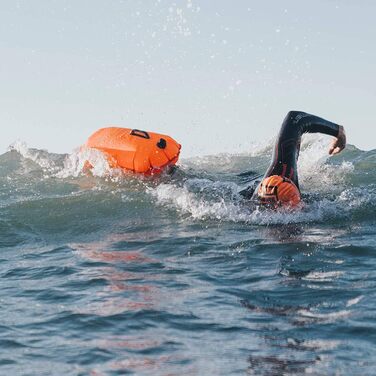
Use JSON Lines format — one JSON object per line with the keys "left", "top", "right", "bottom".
{"left": 157, "top": 138, "right": 167, "bottom": 149}
{"left": 130, "top": 129, "right": 150, "bottom": 139}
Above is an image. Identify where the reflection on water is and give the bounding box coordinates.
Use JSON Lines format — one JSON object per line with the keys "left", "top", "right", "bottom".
{"left": 239, "top": 225, "right": 366, "bottom": 376}
{"left": 247, "top": 354, "right": 318, "bottom": 376}
{"left": 1, "top": 143, "right": 376, "bottom": 375}
{"left": 91, "top": 355, "right": 197, "bottom": 376}
{"left": 259, "top": 224, "right": 306, "bottom": 243}
{"left": 260, "top": 223, "right": 349, "bottom": 245}
{"left": 72, "top": 238, "right": 163, "bottom": 316}
{"left": 70, "top": 226, "right": 366, "bottom": 375}
{"left": 70, "top": 237, "right": 185, "bottom": 374}
{"left": 83, "top": 335, "right": 197, "bottom": 375}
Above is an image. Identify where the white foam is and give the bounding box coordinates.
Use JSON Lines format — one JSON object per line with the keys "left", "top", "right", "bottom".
{"left": 147, "top": 134, "right": 366, "bottom": 225}
{"left": 7, "top": 140, "right": 60, "bottom": 172}
{"left": 287, "top": 338, "right": 340, "bottom": 351}
{"left": 57, "top": 147, "right": 124, "bottom": 179}
{"left": 148, "top": 180, "right": 250, "bottom": 221}
{"left": 304, "top": 271, "right": 344, "bottom": 282}
{"left": 149, "top": 176, "right": 347, "bottom": 225}
{"left": 7, "top": 137, "right": 370, "bottom": 226}
{"left": 346, "top": 296, "right": 364, "bottom": 307}
{"left": 298, "top": 135, "right": 354, "bottom": 193}
{"left": 297, "top": 308, "right": 351, "bottom": 321}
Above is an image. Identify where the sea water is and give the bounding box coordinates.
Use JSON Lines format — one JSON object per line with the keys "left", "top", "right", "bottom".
{"left": 0, "top": 137, "right": 375, "bottom": 375}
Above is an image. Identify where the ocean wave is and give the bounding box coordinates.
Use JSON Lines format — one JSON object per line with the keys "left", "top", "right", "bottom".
{"left": 1, "top": 138, "right": 375, "bottom": 226}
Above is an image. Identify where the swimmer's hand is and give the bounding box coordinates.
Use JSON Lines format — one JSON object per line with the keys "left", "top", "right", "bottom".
{"left": 329, "top": 125, "right": 346, "bottom": 155}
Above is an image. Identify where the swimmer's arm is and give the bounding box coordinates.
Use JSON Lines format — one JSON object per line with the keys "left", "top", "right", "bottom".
{"left": 239, "top": 185, "right": 255, "bottom": 199}
{"left": 239, "top": 178, "right": 261, "bottom": 199}
{"left": 292, "top": 111, "right": 346, "bottom": 155}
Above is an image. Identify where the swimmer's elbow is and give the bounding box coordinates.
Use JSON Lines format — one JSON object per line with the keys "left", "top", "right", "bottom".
{"left": 286, "top": 110, "right": 306, "bottom": 118}
{"left": 284, "top": 111, "right": 308, "bottom": 124}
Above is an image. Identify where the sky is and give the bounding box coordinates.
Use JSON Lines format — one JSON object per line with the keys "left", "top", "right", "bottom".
{"left": 1, "top": 0, "right": 375, "bottom": 157}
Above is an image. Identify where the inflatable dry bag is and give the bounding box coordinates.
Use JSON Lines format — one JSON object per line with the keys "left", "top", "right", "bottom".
{"left": 85, "top": 127, "right": 181, "bottom": 174}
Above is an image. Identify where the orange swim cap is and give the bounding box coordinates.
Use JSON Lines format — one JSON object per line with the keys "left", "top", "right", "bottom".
{"left": 257, "top": 175, "right": 301, "bottom": 207}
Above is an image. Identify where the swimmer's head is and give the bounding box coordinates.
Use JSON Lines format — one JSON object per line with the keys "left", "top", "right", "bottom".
{"left": 257, "top": 175, "right": 301, "bottom": 208}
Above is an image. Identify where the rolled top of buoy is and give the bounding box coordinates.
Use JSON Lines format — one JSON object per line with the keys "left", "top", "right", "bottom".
{"left": 85, "top": 127, "right": 181, "bottom": 174}
{"left": 257, "top": 175, "right": 301, "bottom": 207}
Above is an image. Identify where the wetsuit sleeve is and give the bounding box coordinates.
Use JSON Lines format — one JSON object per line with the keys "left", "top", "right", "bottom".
{"left": 239, "top": 180, "right": 259, "bottom": 199}
{"left": 254, "top": 111, "right": 341, "bottom": 193}
{"left": 291, "top": 111, "right": 340, "bottom": 137}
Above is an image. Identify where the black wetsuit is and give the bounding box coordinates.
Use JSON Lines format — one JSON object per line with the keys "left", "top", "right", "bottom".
{"left": 240, "top": 111, "right": 340, "bottom": 199}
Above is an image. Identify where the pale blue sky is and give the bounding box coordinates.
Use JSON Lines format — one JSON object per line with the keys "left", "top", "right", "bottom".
{"left": 1, "top": 0, "right": 375, "bottom": 156}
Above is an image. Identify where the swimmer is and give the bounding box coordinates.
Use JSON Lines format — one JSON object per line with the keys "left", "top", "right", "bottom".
{"left": 240, "top": 111, "right": 347, "bottom": 208}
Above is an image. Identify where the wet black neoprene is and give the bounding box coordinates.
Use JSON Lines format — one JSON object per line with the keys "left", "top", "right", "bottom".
{"left": 262, "top": 111, "right": 340, "bottom": 189}
{"left": 240, "top": 111, "right": 340, "bottom": 200}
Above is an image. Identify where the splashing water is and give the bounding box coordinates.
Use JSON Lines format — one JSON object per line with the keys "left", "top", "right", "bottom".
{"left": 1, "top": 138, "right": 376, "bottom": 375}
{"left": 2, "top": 137, "right": 374, "bottom": 225}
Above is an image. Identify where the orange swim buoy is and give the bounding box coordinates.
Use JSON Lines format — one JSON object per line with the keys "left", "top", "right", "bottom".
{"left": 257, "top": 175, "right": 301, "bottom": 207}
{"left": 85, "top": 127, "right": 181, "bottom": 174}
